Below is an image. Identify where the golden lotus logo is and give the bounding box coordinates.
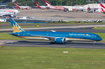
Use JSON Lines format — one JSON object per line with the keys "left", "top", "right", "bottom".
{"left": 86, "top": 34, "right": 89, "bottom": 36}
{"left": 12, "top": 24, "right": 22, "bottom": 33}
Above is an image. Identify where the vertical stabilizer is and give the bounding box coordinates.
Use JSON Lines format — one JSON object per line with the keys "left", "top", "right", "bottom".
{"left": 45, "top": 0, "right": 52, "bottom": 7}
{"left": 100, "top": 3, "right": 105, "bottom": 13}
{"left": 15, "top": 2, "right": 20, "bottom": 9}
{"left": 36, "top": 2, "right": 41, "bottom": 9}
{"left": 9, "top": 18, "right": 24, "bottom": 33}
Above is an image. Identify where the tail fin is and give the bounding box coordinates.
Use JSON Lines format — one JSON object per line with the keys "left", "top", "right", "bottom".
{"left": 9, "top": 18, "right": 24, "bottom": 33}
{"left": 36, "top": 2, "right": 41, "bottom": 9}
{"left": 100, "top": 3, "right": 105, "bottom": 13}
{"left": 15, "top": 1, "right": 20, "bottom": 9}
{"left": 45, "top": 0, "right": 52, "bottom": 7}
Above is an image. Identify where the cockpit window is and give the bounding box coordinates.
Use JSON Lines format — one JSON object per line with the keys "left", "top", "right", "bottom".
{"left": 97, "top": 36, "right": 100, "bottom": 37}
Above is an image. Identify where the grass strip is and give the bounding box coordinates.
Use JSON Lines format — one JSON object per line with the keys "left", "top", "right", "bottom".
{"left": 0, "top": 47, "right": 105, "bottom": 69}
{"left": 0, "top": 33, "right": 26, "bottom": 40}
{"left": 93, "top": 27, "right": 105, "bottom": 30}
{"left": 0, "top": 21, "right": 105, "bottom": 25}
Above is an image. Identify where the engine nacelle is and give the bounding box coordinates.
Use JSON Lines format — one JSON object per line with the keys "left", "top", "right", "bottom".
{"left": 64, "top": 8, "right": 72, "bottom": 12}
{"left": 64, "top": 8, "right": 69, "bottom": 12}
{"left": 10, "top": 15, "right": 14, "bottom": 17}
{"left": 55, "top": 38, "right": 66, "bottom": 44}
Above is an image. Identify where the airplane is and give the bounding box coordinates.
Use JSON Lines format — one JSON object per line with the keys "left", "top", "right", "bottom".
{"left": 0, "top": 9, "right": 20, "bottom": 18}
{"left": 45, "top": 0, "right": 81, "bottom": 12}
{"left": 15, "top": 1, "right": 31, "bottom": 10}
{"left": 100, "top": 3, "right": 105, "bottom": 14}
{"left": 9, "top": 18, "right": 102, "bottom": 44}
{"left": 36, "top": 2, "right": 47, "bottom": 9}
{"left": 45, "top": 0, "right": 64, "bottom": 11}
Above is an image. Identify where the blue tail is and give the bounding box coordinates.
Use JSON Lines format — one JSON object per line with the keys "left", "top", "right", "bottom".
{"left": 9, "top": 18, "right": 24, "bottom": 33}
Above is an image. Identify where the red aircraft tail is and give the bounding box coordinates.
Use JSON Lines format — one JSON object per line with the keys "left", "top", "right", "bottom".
{"left": 100, "top": 3, "right": 105, "bottom": 14}
{"left": 15, "top": 1, "right": 20, "bottom": 9}
{"left": 45, "top": 0, "right": 52, "bottom": 7}
{"left": 36, "top": 2, "right": 41, "bottom": 9}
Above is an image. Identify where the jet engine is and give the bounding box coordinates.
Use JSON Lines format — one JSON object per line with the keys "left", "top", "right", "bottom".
{"left": 64, "top": 8, "right": 69, "bottom": 12}
{"left": 10, "top": 15, "right": 14, "bottom": 17}
{"left": 55, "top": 38, "right": 66, "bottom": 43}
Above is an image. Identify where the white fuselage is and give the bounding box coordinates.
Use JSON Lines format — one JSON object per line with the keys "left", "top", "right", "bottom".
{"left": 19, "top": 6, "right": 31, "bottom": 9}
{"left": 0, "top": 9, "right": 20, "bottom": 17}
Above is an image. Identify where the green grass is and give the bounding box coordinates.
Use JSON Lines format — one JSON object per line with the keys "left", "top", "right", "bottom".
{"left": 0, "top": 33, "right": 26, "bottom": 40}
{"left": 0, "top": 47, "right": 105, "bottom": 69}
{"left": 93, "top": 27, "right": 105, "bottom": 30}
{"left": 0, "top": 22, "right": 10, "bottom": 24}
{"left": 0, "top": 21, "right": 105, "bottom": 25}
{"left": 0, "top": 32, "right": 105, "bottom": 42}
{"left": 96, "top": 33, "right": 105, "bottom": 42}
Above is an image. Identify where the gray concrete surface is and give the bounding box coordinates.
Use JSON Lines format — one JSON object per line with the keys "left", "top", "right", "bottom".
{"left": 0, "top": 40, "right": 105, "bottom": 49}
{"left": 19, "top": 9, "right": 105, "bottom": 21}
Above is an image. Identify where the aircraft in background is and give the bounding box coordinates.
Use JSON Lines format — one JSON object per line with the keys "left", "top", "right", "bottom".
{"left": 0, "top": 9, "right": 20, "bottom": 18}
{"left": 45, "top": 0, "right": 80, "bottom": 12}
{"left": 9, "top": 18, "right": 102, "bottom": 44}
{"left": 100, "top": 3, "right": 105, "bottom": 14}
{"left": 15, "top": 1, "right": 31, "bottom": 10}
{"left": 45, "top": 0, "right": 64, "bottom": 11}
{"left": 36, "top": 2, "right": 47, "bottom": 9}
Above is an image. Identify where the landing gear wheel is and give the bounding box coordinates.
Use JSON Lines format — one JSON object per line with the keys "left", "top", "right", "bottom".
{"left": 50, "top": 41, "right": 55, "bottom": 44}
{"left": 93, "top": 41, "right": 96, "bottom": 45}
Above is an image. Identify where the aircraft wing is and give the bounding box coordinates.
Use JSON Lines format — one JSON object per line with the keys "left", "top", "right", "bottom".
{"left": 30, "top": 34, "right": 66, "bottom": 43}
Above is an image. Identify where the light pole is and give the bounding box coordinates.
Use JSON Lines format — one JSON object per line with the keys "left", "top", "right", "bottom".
{"left": 61, "top": 0, "right": 62, "bottom": 6}
{"left": 76, "top": 0, "right": 78, "bottom": 5}
{"left": 37, "top": 0, "right": 39, "bottom": 4}
{"left": 93, "top": 0, "right": 94, "bottom": 21}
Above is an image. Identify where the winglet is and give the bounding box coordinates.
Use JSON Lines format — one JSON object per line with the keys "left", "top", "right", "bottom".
{"left": 9, "top": 18, "right": 24, "bottom": 33}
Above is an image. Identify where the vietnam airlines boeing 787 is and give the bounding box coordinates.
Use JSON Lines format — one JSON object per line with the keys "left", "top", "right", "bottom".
{"left": 9, "top": 18, "right": 102, "bottom": 44}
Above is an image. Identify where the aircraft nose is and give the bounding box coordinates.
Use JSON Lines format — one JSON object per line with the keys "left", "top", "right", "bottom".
{"left": 97, "top": 37, "right": 102, "bottom": 41}
{"left": 100, "top": 37, "right": 102, "bottom": 41}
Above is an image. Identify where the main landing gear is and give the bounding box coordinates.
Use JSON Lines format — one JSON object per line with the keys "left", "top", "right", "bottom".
{"left": 93, "top": 41, "right": 97, "bottom": 45}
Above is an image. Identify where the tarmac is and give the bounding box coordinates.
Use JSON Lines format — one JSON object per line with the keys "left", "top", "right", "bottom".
{"left": 19, "top": 9, "right": 105, "bottom": 22}
{"left": 0, "top": 40, "right": 105, "bottom": 49}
